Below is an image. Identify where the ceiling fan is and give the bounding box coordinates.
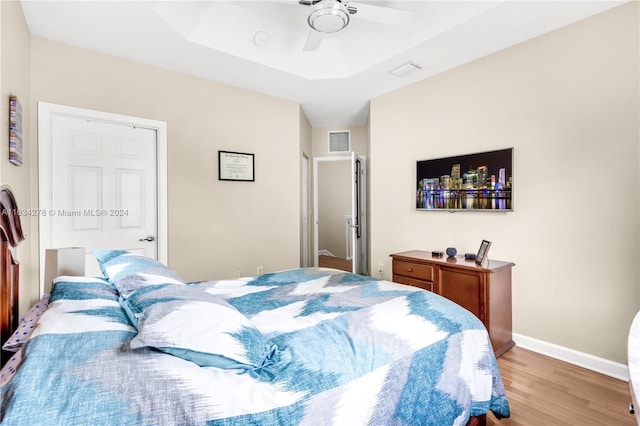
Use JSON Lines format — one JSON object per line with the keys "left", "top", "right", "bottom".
{"left": 298, "top": 0, "right": 413, "bottom": 51}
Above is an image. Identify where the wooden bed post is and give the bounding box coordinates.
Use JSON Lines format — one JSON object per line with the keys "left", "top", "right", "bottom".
{"left": 0, "top": 186, "right": 25, "bottom": 366}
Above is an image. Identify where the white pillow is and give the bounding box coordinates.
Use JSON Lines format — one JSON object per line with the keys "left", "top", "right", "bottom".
{"left": 124, "top": 284, "right": 281, "bottom": 377}
{"left": 93, "top": 250, "right": 185, "bottom": 297}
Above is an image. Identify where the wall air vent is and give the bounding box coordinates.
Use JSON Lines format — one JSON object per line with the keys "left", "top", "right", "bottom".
{"left": 328, "top": 131, "right": 350, "bottom": 153}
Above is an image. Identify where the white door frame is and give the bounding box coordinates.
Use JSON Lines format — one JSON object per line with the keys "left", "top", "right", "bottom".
{"left": 37, "top": 102, "right": 168, "bottom": 289}
{"left": 301, "top": 153, "right": 310, "bottom": 267}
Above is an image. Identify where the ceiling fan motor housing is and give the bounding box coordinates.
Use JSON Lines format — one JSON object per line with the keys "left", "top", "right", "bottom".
{"left": 308, "top": 0, "right": 350, "bottom": 33}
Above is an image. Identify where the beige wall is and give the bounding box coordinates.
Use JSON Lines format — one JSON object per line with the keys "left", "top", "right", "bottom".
{"left": 1, "top": 1, "right": 37, "bottom": 315}
{"left": 28, "top": 37, "right": 302, "bottom": 288}
{"left": 370, "top": 2, "right": 639, "bottom": 364}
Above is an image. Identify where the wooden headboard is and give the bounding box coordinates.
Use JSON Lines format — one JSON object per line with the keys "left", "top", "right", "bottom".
{"left": 0, "top": 186, "right": 25, "bottom": 366}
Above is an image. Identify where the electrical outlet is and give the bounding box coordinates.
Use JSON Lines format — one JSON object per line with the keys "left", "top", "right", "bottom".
{"left": 257, "top": 266, "right": 264, "bottom": 275}
{"left": 234, "top": 271, "right": 241, "bottom": 278}
{"left": 378, "top": 263, "right": 384, "bottom": 276}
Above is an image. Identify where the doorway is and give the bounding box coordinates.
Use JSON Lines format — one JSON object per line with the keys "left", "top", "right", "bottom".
{"left": 313, "top": 154, "right": 367, "bottom": 275}
{"left": 38, "top": 102, "right": 168, "bottom": 293}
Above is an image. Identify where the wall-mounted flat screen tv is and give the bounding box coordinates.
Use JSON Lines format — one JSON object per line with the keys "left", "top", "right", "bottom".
{"left": 416, "top": 148, "right": 513, "bottom": 211}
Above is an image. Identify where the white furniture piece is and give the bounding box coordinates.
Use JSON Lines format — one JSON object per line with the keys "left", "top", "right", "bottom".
{"left": 43, "top": 247, "right": 85, "bottom": 294}
{"left": 628, "top": 311, "right": 640, "bottom": 424}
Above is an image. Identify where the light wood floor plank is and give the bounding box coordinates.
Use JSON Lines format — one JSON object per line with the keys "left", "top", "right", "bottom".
{"left": 487, "top": 347, "right": 636, "bottom": 426}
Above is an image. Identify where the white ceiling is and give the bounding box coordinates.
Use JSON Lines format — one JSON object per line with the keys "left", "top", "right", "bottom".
{"left": 20, "top": 0, "right": 625, "bottom": 127}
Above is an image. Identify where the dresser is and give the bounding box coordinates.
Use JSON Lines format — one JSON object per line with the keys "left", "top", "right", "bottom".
{"left": 390, "top": 250, "right": 515, "bottom": 357}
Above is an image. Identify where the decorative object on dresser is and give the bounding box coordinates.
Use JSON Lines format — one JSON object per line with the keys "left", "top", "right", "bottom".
{"left": 390, "top": 249, "right": 515, "bottom": 357}
{"left": 475, "top": 239, "right": 492, "bottom": 265}
{"left": 446, "top": 247, "right": 457, "bottom": 257}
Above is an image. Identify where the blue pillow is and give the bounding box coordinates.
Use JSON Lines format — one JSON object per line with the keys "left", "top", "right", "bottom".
{"left": 124, "top": 284, "right": 282, "bottom": 379}
{"left": 93, "top": 250, "right": 185, "bottom": 297}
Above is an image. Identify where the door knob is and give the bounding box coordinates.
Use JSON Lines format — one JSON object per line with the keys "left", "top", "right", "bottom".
{"left": 139, "top": 235, "right": 155, "bottom": 242}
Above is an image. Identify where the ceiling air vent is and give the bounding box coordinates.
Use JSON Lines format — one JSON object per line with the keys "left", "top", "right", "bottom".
{"left": 388, "top": 61, "right": 422, "bottom": 78}
{"left": 328, "top": 131, "right": 350, "bottom": 153}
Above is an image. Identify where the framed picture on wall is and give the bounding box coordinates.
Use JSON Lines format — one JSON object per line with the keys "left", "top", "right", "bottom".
{"left": 9, "top": 95, "right": 23, "bottom": 166}
{"left": 218, "top": 151, "right": 255, "bottom": 182}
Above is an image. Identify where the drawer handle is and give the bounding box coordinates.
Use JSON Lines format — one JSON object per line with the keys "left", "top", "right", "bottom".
{"left": 407, "top": 268, "right": 413, "bottom": 272}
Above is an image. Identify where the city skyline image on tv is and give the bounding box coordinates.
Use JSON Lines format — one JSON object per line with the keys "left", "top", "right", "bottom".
{"left": 416, "top": 148, "right": 513, "bottom": 211}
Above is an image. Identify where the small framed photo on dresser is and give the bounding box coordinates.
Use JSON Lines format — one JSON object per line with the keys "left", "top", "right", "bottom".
{"left": 475, "top": 240, "right": 492, "bottom": 265}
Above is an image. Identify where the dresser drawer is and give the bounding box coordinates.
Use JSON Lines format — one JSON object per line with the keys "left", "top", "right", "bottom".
{"left": 392, "top": 260, "right": 435, "bottom": 281}
{"left": 393, "top": 275, "right": 434, "bottom": 292}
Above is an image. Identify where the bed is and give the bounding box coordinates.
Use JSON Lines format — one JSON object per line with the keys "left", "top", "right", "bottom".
{"left": 0, "top": 191, "right": 509, "bottom": 426}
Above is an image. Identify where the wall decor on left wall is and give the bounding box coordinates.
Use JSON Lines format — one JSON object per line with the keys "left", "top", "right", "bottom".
{"left": 8, "top": 95, "right": 23, "bottom": 166}
{"left": 218, "top": 150, "right": 255, "bottom": 182}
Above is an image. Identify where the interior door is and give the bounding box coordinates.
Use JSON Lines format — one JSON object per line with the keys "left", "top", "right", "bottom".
{"left": 38, "top": 103, "right": 167, "bottom": 288}
{"left": 50, "top": 115, "right": 158, "bottom": 257}
{"left": 351, "top": 153, "right": 367, "bottom": 275}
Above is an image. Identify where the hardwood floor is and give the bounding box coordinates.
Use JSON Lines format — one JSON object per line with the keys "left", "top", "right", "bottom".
{"left": 488, "top": 347, "right": 635, "bottom": 426}
{"left": 318, "top": 255, "right": 352, "bottom": 272}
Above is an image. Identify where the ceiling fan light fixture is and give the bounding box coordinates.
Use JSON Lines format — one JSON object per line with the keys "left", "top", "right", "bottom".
{"left": 308, "top": 0, "right": 350, "bottom": 33}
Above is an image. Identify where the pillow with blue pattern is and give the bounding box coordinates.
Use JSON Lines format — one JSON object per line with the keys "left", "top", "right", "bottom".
{"left": 124, "top": 284, "right": 281, "bottom": 378}
{"left": 93, "top": 250, "right": 185, "bottom": 297}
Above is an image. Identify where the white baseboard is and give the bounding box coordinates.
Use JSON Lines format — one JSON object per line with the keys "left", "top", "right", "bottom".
{"left": 513, "top": 333, "right": 629, "bottom": 381}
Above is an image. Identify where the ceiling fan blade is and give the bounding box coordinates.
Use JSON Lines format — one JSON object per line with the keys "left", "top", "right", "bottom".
{"left": 303, "top": 29, "right": 323, "bottom": 51}
{"left": 347, "top": 2, "right": 414, "bottom": 26}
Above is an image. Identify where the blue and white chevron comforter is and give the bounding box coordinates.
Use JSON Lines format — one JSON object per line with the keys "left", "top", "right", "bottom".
{"left": 0, "top": 268, "right": 509, "bottom": 425}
